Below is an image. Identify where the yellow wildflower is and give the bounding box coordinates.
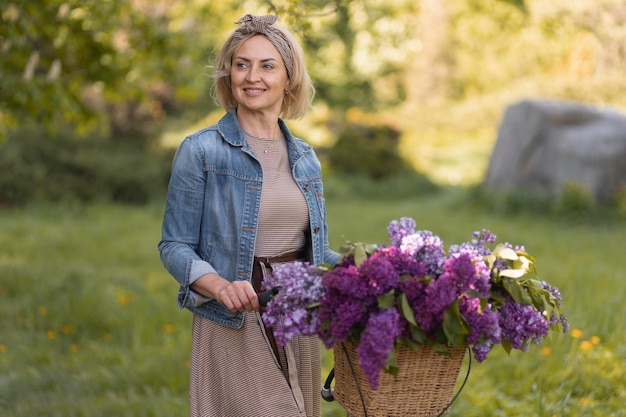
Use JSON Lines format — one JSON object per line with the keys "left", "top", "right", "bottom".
{"left": 162, "top": 324, "right": 176, "bottom": 334}
{"left": 61, "top": 325, "right": 75, "bottom": 335}
{"left": 117, "top": 292, "right": 133, "bottom": 305}
{"left": 570, "top": 328, "right": 583, "bottom": 339}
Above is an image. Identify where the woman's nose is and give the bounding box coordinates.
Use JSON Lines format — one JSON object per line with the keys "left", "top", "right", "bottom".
{"left": 245, "top": 65, "right": 261, "bottom": 82}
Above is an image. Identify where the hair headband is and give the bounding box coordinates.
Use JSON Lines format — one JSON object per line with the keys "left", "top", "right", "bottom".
{"left": 233, "top": 14, "right": 294, "bottom": 80}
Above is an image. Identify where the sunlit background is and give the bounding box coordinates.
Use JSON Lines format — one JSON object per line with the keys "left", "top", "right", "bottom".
{"left": 1, "top": 1, "right": 625, "bottom": 416}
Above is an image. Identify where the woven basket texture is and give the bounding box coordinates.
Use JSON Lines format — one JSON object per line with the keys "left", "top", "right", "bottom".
{"left": 334, "top": 341, "right": 466, "bottom": 417}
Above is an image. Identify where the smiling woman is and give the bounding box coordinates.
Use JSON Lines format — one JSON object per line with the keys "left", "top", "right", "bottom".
{"left": 157, "top": 13, "right": 339, "bottom": 417}
{"left": 230, "top": 35, "right": 291, "bottom": 128}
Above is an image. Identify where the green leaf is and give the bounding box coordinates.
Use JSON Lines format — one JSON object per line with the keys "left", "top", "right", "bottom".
{"left": 378, "top": 290, "right": 395, "bottom": 309}
{"left": 502, "top": 278, "right": 533, "bottom": 305}
{"left": 354, "top": 244, "right": 367, "bottom": 266}
{"left": 399, "top": 337, "right": 422, "bottom": 351}
{"left": 524, "top": 279, "right": 543, "bottom": 289}
{"left": 410, "top": 326, "right": 427, "bottom": 344}
{"left": 443, "top": 301, "right": 470, "bottom": 347}
{"left": 501, "top": 338, "right": 513, "bottom": 355}
{"left": 431, "top": 343, "right": 452, "bottom": 355}
{"left": 489, "top": 290, "right": 506, "bottom": 305}
{"left": 385, "top": 347, "right": 398, "bottom": 375}
{"left": 399, "top": 293, "right": 417, "bottom": 326}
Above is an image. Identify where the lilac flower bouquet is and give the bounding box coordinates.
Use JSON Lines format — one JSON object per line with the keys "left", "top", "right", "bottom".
{"left": 262, "top": 217, "right": 568, "bottom": 390}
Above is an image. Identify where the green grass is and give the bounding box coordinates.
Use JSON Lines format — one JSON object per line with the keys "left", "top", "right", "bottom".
{"left": 1, "top": 194, "right": 625, "bottom": 416}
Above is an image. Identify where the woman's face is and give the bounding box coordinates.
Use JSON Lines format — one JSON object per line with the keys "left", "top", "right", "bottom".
{"left": 230, "top": 35, "right": 290, "bottom": 118}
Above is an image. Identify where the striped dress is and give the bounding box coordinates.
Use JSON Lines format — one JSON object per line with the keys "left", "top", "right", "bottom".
{"left": 189, "top": 132, "right": 321, "bottom": 417}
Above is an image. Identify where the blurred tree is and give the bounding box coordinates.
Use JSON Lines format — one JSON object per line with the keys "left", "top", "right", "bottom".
{"left": 3, "top": 0, "right": 625, "bottom": 145}
{"left": 262, "top": 0, "right": 419, "bottom": 110}
{"left": 0, "top": 0, "right": 239, "bottom": 144}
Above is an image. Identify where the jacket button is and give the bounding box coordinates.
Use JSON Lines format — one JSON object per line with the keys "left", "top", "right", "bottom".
{"left": 313, "top": 226, "right": 320, "bottom": 233}
{"left": 303, "top": 184, "right": 310, "bottom": 191}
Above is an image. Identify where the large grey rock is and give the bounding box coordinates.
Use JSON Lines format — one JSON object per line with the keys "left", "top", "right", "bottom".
{"left": 483, "top": 99, "right": 626, "bottom": 203}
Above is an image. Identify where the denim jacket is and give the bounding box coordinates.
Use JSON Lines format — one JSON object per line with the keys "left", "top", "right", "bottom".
{"left": 158, "top": 109, "right": 340, "bottom": 328}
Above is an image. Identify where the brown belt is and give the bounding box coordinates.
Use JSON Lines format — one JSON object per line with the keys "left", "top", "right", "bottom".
{"left": 251, "top": 250, "right": 306, "bottom": 293}
{"left": 251, "top": 250, "right": 305, "bottom": 361}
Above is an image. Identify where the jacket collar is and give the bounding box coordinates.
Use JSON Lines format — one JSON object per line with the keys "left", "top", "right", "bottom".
{"left": 217, "top": 108, "right": 312, "bottom": 153}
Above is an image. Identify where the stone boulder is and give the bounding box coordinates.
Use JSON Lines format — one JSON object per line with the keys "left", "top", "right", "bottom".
{"left": 483, "top": 99, "right": 626, "bottom": 203}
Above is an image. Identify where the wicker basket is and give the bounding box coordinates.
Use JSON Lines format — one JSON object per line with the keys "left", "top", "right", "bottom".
{"left": 334, "top": 341, "right": 466, "bottom": 417}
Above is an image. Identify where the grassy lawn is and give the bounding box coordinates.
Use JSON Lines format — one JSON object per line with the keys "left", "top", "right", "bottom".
{"left": 1, "top": 194, "right": 625, "bottom": 416}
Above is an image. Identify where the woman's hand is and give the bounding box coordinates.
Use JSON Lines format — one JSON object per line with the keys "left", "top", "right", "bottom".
{"left": 190, "top": 274, "right": 260, "bottom": 313}
{"left": 216, "top": 280, "right": 260, "bottom": 313}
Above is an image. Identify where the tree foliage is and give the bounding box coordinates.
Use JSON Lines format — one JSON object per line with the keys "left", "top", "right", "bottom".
{"left": 0, "top": 0, "right": 240, "bottom": 143}
{"left": 2, "top": 0, "right": 626, "bottom": 145}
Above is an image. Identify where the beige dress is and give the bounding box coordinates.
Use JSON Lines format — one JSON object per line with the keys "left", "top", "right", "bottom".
{"left": 189, "top": 132, "right": 321, "bottom": 417}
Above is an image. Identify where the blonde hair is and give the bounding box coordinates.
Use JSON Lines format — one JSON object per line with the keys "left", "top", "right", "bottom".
{"left": 211, "top": 16, "right": 314, "bottom": 120}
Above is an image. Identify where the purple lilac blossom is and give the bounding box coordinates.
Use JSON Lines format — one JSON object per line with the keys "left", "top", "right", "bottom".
{"left": 470, "top": 258, "right": 492, "bottom": 298}
{"left": 384, "top": 245, "right": 427, "bottom": 277}
{"left": 266, "top": 217, "right": 566, "bottom": 381}
{"left": 417, "top": 254, "right": 478, "bottom": 332}
{"left": 541, "top": 281, "right": 563, "bottom": 307}
{"left": 318, "top": 264, "right": 375, "bottom": 348}
{"left": 318, "top": 295, "right": 367, "bottom": 348}
{"left": 387, "top": 217, "right": 417, "bottom": 247}
{"left": 359, "top": 248, "right": 401, "bottom": 296}
{"left": 459, "top": 296, "right": 501, "bottom": 362}
{"left": 322, "top": 264, "right": 368, "bottom": 299}
{"left": 498, "top": 299, "right": 550, "bottom": 351}
{"left": 355, "top": 308, "right": 401, "bottom": 390}
{"left": 449, "top": 229, "right": 495, "bottom": 259}
{"left": 262, "top": 262, "right": 325, "bottom": 345}
{"left": 413, "top": 231, "right": 446, "bottom": 277}
{"left": 541, "top": 281, "right": 569, "bottom": 332}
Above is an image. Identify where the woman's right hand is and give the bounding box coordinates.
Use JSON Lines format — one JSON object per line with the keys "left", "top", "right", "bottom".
{"left": 190, "top": 274, "right": 260, "bottom": 313}
{"left": 216, "top": 280, "right": 260, "bottom": 313}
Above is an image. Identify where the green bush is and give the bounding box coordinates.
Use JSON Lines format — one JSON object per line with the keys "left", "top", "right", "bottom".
{"left": 0, "top": 128, "right": 173, "bottom": 206}
{"left": 324, "top": 172, "right": 439, "bottom": 200}
{"left": 328, "top": 123, "right": 410, "bottom": 180}
{"left": 555, "top": 182, "right": 596, "bottom": 219}
{"left": 468, "top": 183, "right": 623, "bottom": 222}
